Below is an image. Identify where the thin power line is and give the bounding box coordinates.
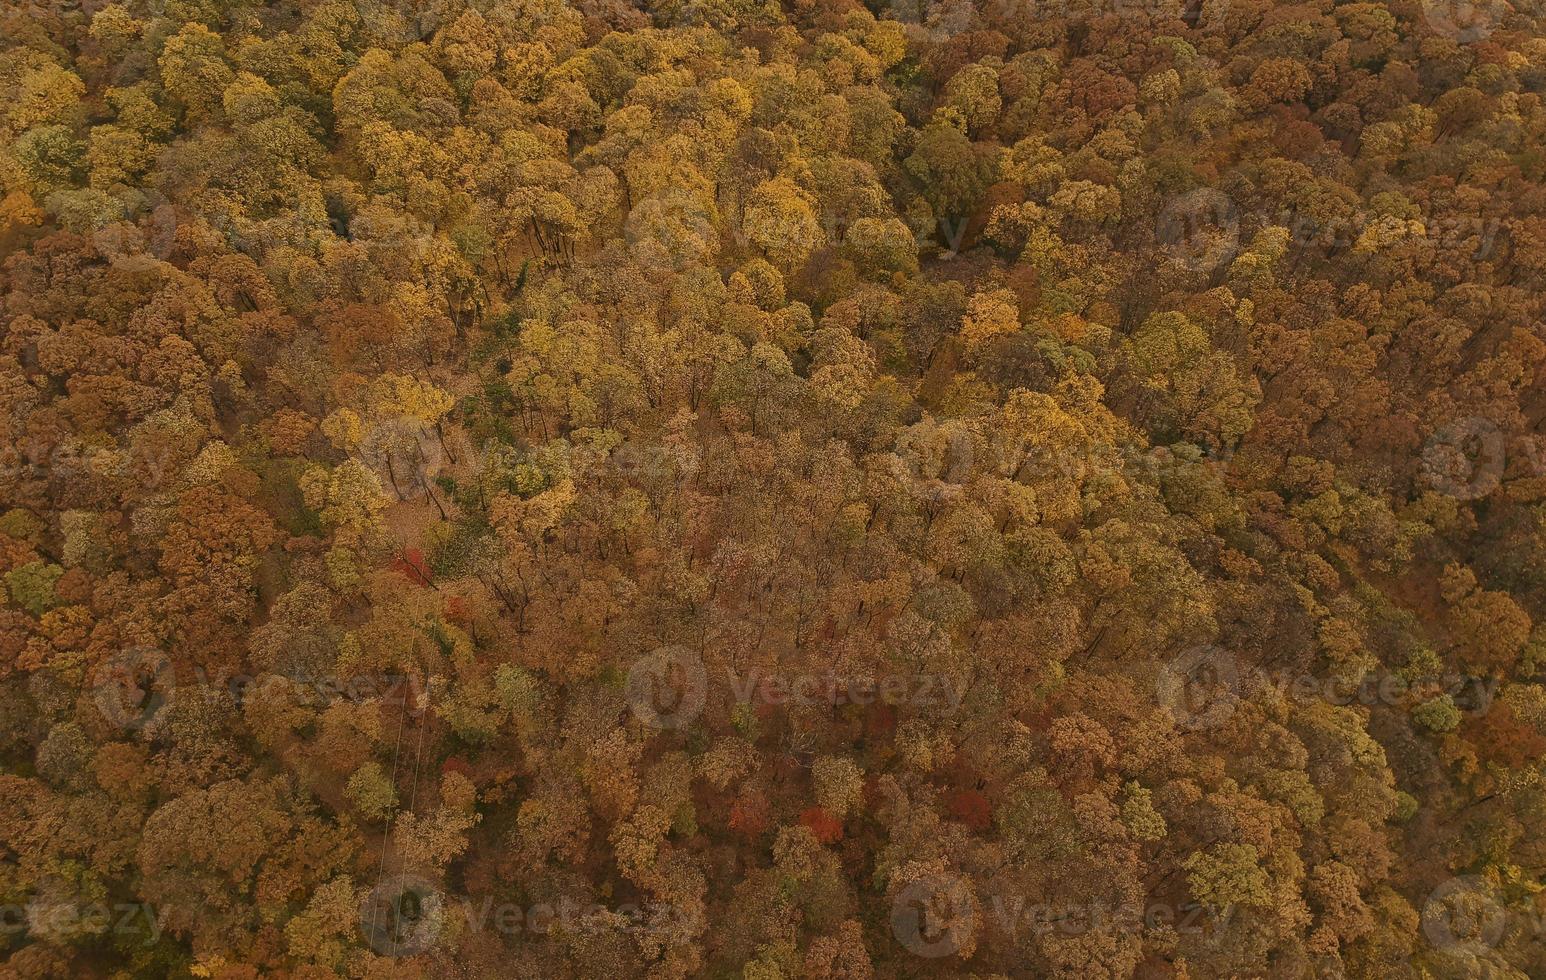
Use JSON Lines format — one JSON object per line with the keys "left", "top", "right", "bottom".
{"left": 368, "top": 672, "right": 413, "bottom": 948}
{"left": 393, "top": 677, "right": 435, "bottom": 945}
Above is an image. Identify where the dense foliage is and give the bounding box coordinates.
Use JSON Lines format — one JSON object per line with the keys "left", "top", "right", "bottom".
{"left": 2, "top": 0, "right": 1546, "bottom": 976}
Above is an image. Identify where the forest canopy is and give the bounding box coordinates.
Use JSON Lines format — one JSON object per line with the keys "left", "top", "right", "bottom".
{"left": 2, "top": 0, "right": 1546, "bottom": 976}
